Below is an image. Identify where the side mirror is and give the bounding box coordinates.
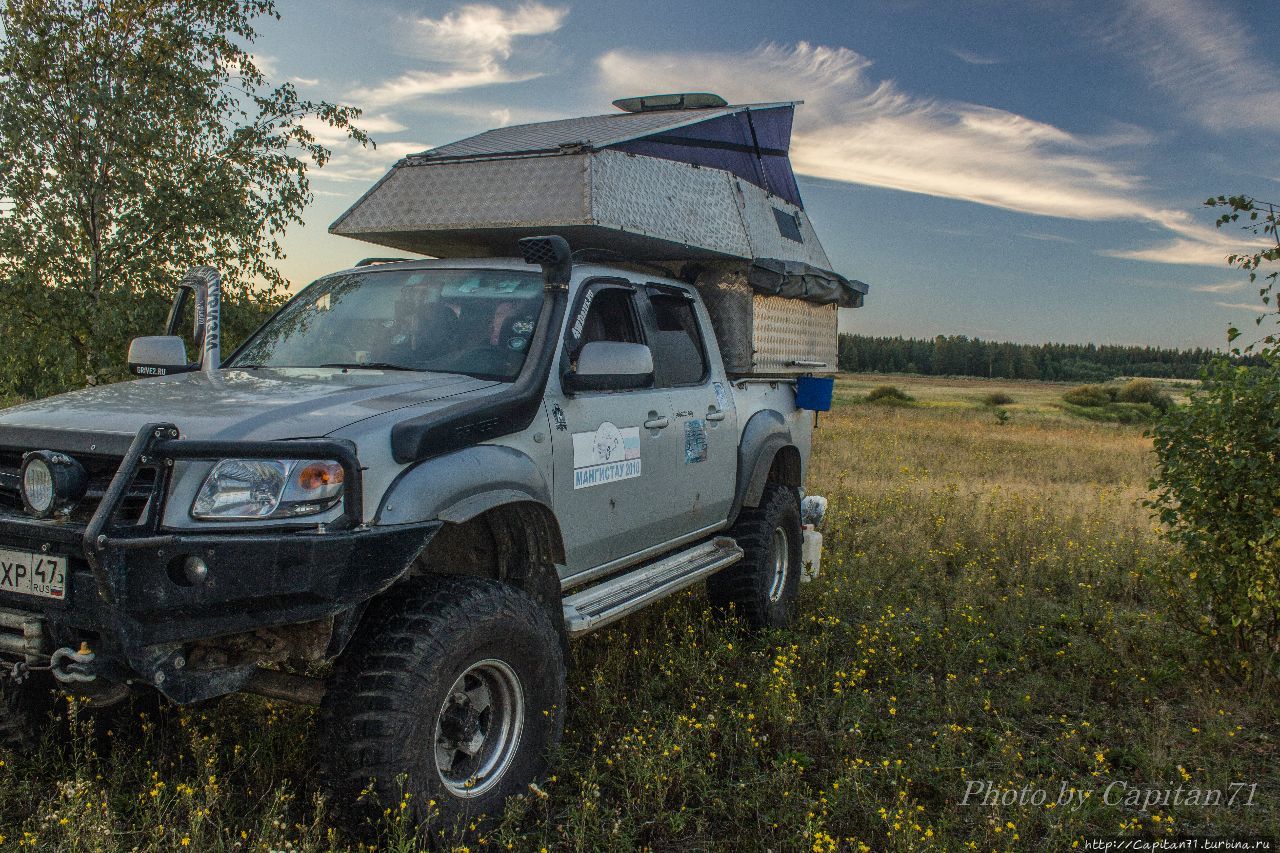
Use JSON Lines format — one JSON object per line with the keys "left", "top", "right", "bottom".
{"left": 128, "top": 336, "right": 195, "bottom": 377}
{"left": 564, "top": 341, "right": 654, "bottom": 393}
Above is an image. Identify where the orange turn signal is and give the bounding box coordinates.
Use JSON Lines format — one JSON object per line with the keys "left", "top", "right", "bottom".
{"left": 297, "top": 461, "right": 344, "bottom": 492}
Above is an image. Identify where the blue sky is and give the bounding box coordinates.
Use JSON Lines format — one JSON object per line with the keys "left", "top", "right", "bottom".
{"left": 253, "top": 0, "right": 1280, "bottom": 349}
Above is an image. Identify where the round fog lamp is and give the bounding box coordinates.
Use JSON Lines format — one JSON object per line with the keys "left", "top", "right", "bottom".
{"left": 20, "top": 451, "right": 88, "bottom": 519}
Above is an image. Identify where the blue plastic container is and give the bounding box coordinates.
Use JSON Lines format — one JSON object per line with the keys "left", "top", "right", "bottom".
{"left": 794, "top": 376, "right": 835, "bottom": 411}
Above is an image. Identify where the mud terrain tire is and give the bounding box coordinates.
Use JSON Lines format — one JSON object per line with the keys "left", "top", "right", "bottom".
{"left": 708, "top": 484, "right": 803, "bottom": 630}
{"left": 320, "top": 576, "right": 565, "bottom": 831}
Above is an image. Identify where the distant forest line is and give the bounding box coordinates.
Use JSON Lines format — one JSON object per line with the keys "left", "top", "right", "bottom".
{"left": 837, "top": 334, "right": 1249, "bottom": 381}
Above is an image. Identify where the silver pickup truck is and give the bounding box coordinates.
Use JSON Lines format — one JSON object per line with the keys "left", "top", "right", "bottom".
{"left": 0, "top": 237, "right": 830, "bottom": 825}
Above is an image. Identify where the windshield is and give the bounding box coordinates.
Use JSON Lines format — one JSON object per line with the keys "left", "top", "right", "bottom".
{"left": 230, "top": 268, "right": 545, "bottom": 380}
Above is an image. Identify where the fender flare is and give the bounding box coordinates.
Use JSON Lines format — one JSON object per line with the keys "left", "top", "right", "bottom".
{"left": 730, "top": 409, "right": 795, "bottom": 523}
{"left": 330, "top": 447, "right": 558, "bottom": 660}
{"left": 366, "top": 446, "right": 565, "bottom": 653}
{"left": 376, "top": 444, "right": 553, "bottom": 526}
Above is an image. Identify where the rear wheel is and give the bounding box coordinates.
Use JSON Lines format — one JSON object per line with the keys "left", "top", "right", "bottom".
{"left": 320, "top": 576, "right": 565, "bottom": 832}
{"left": 708, "top": 484, "right": 803, "bottom": 630}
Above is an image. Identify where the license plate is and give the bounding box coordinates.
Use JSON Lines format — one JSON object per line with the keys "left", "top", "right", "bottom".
{"left": 0, "top": 547, "right": 68, "bottom": 601}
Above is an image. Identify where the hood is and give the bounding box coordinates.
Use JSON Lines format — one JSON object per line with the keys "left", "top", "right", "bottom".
{"left": 0, "top": 369, "right": 501, "bottom": 443}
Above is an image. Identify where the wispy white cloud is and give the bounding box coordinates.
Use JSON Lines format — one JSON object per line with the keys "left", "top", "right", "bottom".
{"left": 222, "top": 52, "right": 276, "bottom": 81}
{"left": 352, "top": 67, "right": 536, "bottom": 108}
{"left": 1019, "top": 232, "right": 1075, "bottom": 243}
{"left": 357, "top": 114, "right": 408, "bottom": 135}
{"left": 598, "top": 42, "right": 1271, "bottom": 268}
{"left": 600, "top": 45, "right": 1165, "bottom": 220}
{"left": 1215, "top": 300, "right": 1271, "bottom": 312}
{"left": 950, "top": 48, "right": 1001, "bottom": 66}
{"left": 351, "top": 3, "right": 566, "bottom": 108}
{"left": 1192, "top": 280, "right": 1246, "bottom": 294}
{"left": 398, "top": 2, "right": 566, "bottom": 63}
{"left": 290, "top": 76, "right": 320, "bottom": 87}
{"left": 301, "top": 113, "right": 425, "bottom": 185}
{"left": 1102, "top": 222, "right": 1270, "bottom": 267}
{"left": 304, "top": 114, "right": 406, "bottom": 143}
{"left": 320, "top": 4, "right": 565, "bottom": 186}
{"left": 249, "top": 53, "right": 278, "bottom": 78}
{"left": 1107, "top": 0, "right": 1280, "bottom": 133}
{"left": 317, "top": 141, "right": 432, "bottom": 184}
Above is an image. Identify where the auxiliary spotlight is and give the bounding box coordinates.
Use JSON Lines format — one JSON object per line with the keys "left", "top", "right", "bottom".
{"left": 20, "top": 451, "right": 88, "bottom": 518}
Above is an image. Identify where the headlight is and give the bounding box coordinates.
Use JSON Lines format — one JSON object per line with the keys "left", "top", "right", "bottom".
{"left": 192, "top": 459, "right": 345, "bottom": 520}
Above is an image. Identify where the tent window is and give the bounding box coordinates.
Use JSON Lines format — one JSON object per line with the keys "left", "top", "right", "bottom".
{"left": 773, "top": 208, "right": 804, "bottom": 243}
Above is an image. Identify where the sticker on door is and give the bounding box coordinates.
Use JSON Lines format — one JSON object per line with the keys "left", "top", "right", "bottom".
{"left": 572, "top": 422, "right": 642, "bottom": 489}
{"left": 713, "top": 381, "right": 729, "bottom": 412}
{"left": 684, "top": 419, "right": 708, "bottom": 464}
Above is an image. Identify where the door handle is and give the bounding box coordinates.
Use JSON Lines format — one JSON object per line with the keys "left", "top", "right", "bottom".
{"left": 706, "top": 410, "right": 726, "bottom": 422}
{"left": 644, "top": 416, "right": 670, "bottom": 430}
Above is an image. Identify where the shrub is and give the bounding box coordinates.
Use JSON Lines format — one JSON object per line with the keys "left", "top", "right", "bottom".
{"left": 1115, "top": 378, "right": 1173, "bottom": 411}
{"left": 983, "top": 391, "right": 1014, "bottom": 406}
{"left": 1061, "top": 384, "right": 1114, "bottom": 407}
{"left": 1064, "top": 401, "right": 1157, "bottom": 424}
{"left": 1148, "top": 357, "right": 1280, "bottom": 663}
{"left": 865, "top": 385, "right": 913, "bottom": 403}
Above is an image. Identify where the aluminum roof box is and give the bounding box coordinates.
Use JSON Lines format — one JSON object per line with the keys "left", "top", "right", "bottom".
{"left": 331, "top": 98, "right": 867, "bottom": 309}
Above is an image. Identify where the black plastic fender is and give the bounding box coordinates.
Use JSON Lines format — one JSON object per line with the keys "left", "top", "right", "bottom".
{"left": 730, "top": 409, "right": 795, "bottom": 524}
{"left": 376, "top": 444, "right": 553, "bottom": 526}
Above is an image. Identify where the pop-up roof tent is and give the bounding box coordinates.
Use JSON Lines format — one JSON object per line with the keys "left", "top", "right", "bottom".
{"left": 331, "top": 94, "right": 867, "bottom": 374}
{"left": 331, "top": 95, "right": 866, "bottom": 308}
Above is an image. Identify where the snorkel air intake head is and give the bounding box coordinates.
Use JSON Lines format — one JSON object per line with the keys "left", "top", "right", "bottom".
{"left": 518, "top": 235, "right": 573, "bottom": 289}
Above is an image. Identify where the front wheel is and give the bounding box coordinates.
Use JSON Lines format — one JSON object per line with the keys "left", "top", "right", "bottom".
{"left": 0, "top": 672, "right": 58, "bottom": 753}
{"left": 320, "top": 576, "right": 566, "bottom": 831}
{"left": 708, "top": 483, "right": 803, "bottom": 630}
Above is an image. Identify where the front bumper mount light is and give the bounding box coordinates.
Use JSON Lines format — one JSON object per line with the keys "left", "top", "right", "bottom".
{"left": 20, "top": 451, "right": 88, "bottom": 519}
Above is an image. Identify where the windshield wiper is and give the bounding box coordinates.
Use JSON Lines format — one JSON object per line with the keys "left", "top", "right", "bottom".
{"left": 318, "top": 362, "right": 422, "bottom": 372}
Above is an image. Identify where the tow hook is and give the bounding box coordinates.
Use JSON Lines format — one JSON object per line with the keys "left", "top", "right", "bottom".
{"left": 2, "top": 642, "right": 96, "bottom": 685}
{"left": 50, "top": 642, "right": 97, "bottom": 684}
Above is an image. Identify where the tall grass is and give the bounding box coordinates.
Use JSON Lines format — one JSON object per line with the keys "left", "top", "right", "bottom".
{"left": 0, "top": 378, "right": 1275, "bottom": 850}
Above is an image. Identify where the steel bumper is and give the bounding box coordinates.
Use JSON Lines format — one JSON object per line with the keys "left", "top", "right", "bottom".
{"left": 0, "top": 423, "right": 440, "bottom": 703}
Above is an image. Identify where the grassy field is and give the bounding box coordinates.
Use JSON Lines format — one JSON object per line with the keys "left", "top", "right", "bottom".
{"left": 0, "top": 374, "right": 1275, "bottom": 851}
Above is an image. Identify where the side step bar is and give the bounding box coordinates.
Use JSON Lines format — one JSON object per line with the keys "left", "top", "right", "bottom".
{"left": 563, "top": 537, "right": 743, "bottom": 636}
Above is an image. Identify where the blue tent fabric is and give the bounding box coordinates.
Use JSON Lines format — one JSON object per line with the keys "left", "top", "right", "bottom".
{"left": 609, "top": 106, "right": 804, "bottom": 208}
{"left": 747, "top": 107, "right": 803, "bottom": 209}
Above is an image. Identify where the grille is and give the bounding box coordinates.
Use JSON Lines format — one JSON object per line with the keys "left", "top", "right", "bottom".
{"left": 0, "top": 448, "right": 159, "bottom": 526}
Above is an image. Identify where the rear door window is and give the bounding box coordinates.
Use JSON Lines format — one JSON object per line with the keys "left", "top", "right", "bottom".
{"left": 577, "top": 287, "right": 644, "bottom": 348}
{"left": 645, "top": 288, "right": 709, "bottom": 387}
